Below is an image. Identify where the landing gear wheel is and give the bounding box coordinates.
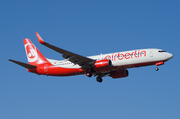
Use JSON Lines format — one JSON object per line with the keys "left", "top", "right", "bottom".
{"left": 86, "top": 72, "right": 92, "bottom": 77}
{"left": 155, "top": 67, "right": 159, "bottom": 71}
{"left": 96, "top": 77, "right": 103, "bottom": 83}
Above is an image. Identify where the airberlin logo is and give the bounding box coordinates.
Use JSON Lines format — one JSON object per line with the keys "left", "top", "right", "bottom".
{"left": 105, "top": 50, "right": 146, "bottom": 61}
{"left": 25, "top": 43, "right": 38, "bottom": 62}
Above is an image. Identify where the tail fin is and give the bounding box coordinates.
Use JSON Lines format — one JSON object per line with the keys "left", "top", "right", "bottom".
{"left": 23, "top": 38, "right": 52, "bottom": 66}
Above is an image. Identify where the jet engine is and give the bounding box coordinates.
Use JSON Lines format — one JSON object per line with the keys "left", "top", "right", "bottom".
{"left": 93, "top": 59, "right": 112, "bottom": 71}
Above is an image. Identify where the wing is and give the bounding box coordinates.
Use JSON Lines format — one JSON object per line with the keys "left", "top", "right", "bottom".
{"left": 35, "top": 32, "right": 95, "bottom": 70}
{"left": 8, "top": 59, "right": 37, "bottom": 69}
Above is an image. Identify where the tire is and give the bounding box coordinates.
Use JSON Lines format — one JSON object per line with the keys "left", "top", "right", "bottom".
{"left": 96, "top": 77, "right": 103, "bottom": 83}
{"left": 86, "top": 72, "right": 92, "bottom": 77}
{"left": 155, "top": 67, "right": 159, "bottom": 71}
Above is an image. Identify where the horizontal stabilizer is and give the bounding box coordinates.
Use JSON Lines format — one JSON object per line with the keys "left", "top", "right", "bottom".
{"left": 8, "top": 59, "right": 37, "bottom": 69}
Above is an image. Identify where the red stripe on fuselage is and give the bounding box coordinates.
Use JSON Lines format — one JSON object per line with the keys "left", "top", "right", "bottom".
{"left": 27, "top": 60, "right": 167, "bottom": 76}
{"left": 28, "top": 66, "right": 84, "bottom": 76}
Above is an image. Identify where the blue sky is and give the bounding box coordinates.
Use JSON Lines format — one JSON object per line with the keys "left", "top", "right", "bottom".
{"left": 1, "top": 0, "right": 180, "bottom": 119}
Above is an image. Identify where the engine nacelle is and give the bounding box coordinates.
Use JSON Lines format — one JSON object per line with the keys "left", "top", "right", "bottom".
{"left": 110, "top": 69, "right": 129, "bottom": 79}
{"left": 93, "top": 59, "right": 112, "bottom": 71}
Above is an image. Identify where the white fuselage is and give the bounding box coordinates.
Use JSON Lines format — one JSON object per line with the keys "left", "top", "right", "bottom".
{"left": 47, "top": 48, "right": 173, "bottom": 69}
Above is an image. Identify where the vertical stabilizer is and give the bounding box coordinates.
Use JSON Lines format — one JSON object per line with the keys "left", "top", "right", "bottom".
{"left": 23, "top": 38, "right": 52, "bottom": 66}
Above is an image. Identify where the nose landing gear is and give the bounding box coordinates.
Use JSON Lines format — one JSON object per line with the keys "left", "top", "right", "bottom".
{"left": 155, "top": 62, "right": 164, "bottom": 71}
{"left": 155, "top": 67, "right": 159, "bottom": 71}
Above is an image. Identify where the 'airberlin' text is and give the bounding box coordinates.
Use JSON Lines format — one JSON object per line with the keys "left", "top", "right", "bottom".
{"left": 105, "top": 50, "right": 146, "bottom": 61}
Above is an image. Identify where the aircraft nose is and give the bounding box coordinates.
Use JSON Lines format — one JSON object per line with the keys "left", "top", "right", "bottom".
{"left": 166, "top": 53, "right": 173, "bottom": 60}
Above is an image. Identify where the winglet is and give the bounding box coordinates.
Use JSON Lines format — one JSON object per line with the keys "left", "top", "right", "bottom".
{"left": 35, "top": 32, "right": 45, "bottom": 44}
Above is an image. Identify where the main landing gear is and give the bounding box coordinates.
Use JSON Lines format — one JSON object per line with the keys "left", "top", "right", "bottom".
{"left": 96, "top": 77, "right": 103, "bottom": 83}
{"left": 86, "top": 72, "right": 103, "bottom": 83}
{"left": 86, "top": 72, "right": 92, "bottom": 77}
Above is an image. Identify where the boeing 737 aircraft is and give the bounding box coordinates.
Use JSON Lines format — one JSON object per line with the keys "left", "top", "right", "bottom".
{"left": 8, "top": 32, "right": 173, "bottom": 82}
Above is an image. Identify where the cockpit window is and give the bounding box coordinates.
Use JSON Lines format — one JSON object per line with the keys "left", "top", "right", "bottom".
{"left": 158, "top": 50, "right": 166, "bottom": 52}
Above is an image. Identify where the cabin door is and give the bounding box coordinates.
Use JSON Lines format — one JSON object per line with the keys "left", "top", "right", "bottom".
{"left": 149, "top": 50, "right": 153, "bottom": 57}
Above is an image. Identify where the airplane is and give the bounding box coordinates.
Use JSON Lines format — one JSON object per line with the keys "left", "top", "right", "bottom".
{"left": 8, "top": 32, "right": 173, "bottom": 83}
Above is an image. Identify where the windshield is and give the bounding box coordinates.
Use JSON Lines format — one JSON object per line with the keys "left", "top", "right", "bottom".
{"left": 158, "top": 50, "right": 166, "bottom": 53}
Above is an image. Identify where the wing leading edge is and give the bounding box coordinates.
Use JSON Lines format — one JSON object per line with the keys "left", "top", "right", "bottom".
{"left": 35, "top": 32, "right": 95, "bottom": 70}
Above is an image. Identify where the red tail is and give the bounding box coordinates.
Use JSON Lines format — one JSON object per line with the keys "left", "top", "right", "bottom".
{"left": 23, "top": 38, "right": 52, "bottom": 66}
